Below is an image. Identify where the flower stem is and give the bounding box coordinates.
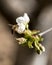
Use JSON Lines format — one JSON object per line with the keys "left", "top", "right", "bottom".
{"left": 39, "top": 28, "right": 52, "bottom": 36}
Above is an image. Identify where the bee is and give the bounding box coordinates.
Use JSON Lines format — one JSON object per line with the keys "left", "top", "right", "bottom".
{"left": 8, "top": 24, "right": 18, "bottom": 34}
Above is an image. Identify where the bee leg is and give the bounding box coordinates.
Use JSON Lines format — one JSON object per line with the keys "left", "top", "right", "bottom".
{"left": 8, "top": 24, "right": 13, "bottom": 27}
{"left": 11, "top": 29, "right": 15, "bottom": 35}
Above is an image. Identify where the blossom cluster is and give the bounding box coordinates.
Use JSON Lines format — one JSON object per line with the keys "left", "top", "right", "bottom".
{"left": 9, "top": 13, "right": 45, "bottom": 54}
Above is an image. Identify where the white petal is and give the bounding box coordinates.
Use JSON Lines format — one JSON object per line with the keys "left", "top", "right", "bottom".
{"left": 16, "top": 16, "right": 25, "bottom": 24}
{"left": 23, "top": 13, "right": 30, "bottom": 23}
{"left": 17, "top": 23, "right": 25, "bottom": 34}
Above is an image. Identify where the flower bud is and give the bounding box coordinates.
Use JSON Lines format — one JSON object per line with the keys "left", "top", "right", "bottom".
{"left": 16, "top": 37, "right": 27, "bottom": 44}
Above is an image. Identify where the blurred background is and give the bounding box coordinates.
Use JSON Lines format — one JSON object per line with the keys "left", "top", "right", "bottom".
{"left": 0, "top": 0, "right": 52, "bottom": 65}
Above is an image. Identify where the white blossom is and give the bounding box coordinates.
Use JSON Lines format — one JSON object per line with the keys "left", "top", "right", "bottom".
{"left": 16, "top": 13, "right": 30, "bottom": 34}
{"left": 16, "top": 13, "right": 30, "bottom": 25}
{"left": 17, "top": 23, "right": 25, "bottom": 34}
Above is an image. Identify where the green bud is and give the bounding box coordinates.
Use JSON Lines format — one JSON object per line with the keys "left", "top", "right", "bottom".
{"left": 32, "top": 30, "right": 40, "bottom": 35}
{"left": 28, "top": 41, "right": 33, "bottom": 48}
